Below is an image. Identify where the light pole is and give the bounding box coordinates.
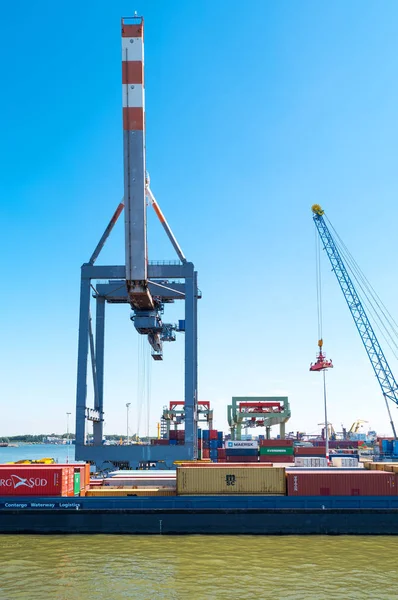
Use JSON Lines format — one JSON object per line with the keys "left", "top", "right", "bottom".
{"left": 126, "top": 403, "right": 131, "bottom": 445}
{"left": 66, "top": 412, "right": 71, "bottom": 463}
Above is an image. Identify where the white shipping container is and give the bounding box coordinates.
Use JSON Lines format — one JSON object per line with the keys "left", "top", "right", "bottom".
{"left": 295, "top": 457, "right": 328, "bottom": 468}
{"left": 224, "top": 440, "right": 258, "bottom": 449}
{"left": 331, "top": 457, "right": 359, "bottom": 468}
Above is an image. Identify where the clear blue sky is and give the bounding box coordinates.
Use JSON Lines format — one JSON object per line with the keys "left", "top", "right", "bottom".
{"left": 1, "top": 0, "right": 398, "bottom": 437}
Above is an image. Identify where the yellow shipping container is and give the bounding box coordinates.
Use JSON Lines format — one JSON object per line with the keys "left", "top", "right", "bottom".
{"left": 86, "top": 488, "right": 176, "bottom": 497}
{"left": 177, "top": 466, "right": 286, "bottom": 495}
{"left": 363, "top": 461, "right": 371, "bottom": 470}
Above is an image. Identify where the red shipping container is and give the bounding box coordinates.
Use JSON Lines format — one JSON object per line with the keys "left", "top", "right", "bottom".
{"left": 260, "top": 439, "right": 294, "bottom": 447}
{"left": 209, "top": 430, "right": 218, "bottom": 440}
{"left": 198, "top": 440, "right": 202, "bottom": 450}
{"left": 0, "top": 466, "right": 74, "bottom": 496}
{"left": 259, "top": 455, "right": 294, "bottom": 463}
{"left": 217, "top": 448, "right": 226, "bottom": 458}
{"left": 15, "top": 463, "right": 90, "bottom": 489}
{"left": 202, "top": 449, "right": 210, "bottom": 459}
{"left": 287, "top": 470, "right": 397, "bottom": 496}
{"left": 169, "top": 430, "right": 177, "bottom": 440}
{"left": 225, "top": 455, "right": 258, "bottom": 462}
{"left": 295, "top": 447, "right": 326, "bottom": 456}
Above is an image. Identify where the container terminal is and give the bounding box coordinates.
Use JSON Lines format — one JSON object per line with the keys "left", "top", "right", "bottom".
{"left": 2, "top": 15, "right": 398, "bottom": 535}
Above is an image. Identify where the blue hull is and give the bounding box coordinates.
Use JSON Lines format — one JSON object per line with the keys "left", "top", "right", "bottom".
{"left": 0, "top": 496, "right": 398, "bottom": 534}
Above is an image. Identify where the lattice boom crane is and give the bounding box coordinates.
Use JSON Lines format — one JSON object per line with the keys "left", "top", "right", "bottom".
{"left": 311, "top": 204, "right": 398, "bottom": 438}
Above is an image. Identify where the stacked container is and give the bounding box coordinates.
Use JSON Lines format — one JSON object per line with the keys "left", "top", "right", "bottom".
{"left": 287, "top": 470, "right": 397, "bottom": 496}
{"left": 225, "top": 441, "right": 259, "bottom": 463}
{"left": 0, "top": 465, "right": 75, "bottom": 496}
{"left": 259, "top": 439, "right": 294, "bottom": 463}
{"left": 177, "top": 466, "right": 286, "bottom": 495}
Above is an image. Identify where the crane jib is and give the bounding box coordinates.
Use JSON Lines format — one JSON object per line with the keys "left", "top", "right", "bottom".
{"left": 313, "top": 212, "right": 398, "bottom": 409}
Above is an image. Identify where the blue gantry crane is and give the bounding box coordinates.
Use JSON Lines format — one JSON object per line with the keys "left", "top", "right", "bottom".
{"left": 74, "top": 16, "right": 201, "bottom": 469}
{"left": 312, "top": 204, "right": 398, "bottom": 438}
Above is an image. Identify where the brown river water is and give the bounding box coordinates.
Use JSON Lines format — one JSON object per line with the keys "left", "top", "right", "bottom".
{"left": 0, "top": 535, "right": 397, "bottom": 599}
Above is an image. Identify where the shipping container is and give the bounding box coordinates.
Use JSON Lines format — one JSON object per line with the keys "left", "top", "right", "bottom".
{"left": 224, "top": 440, "right": 258, "bottom": 449}
{"left": 295, "top": 457, "right": 328, "bottom": 468}
{"left": 259, "top": 447, "right": 294, "bottom": 455}
{"left": 176, "top": 462, "right": 273, "bottom": 468}
{"left": 177, "top": 466, "right": 286, "bottom": 495}
{"left": 0, "top": 466, "right": 74, "bottom": 496}
{"left": 330, "top": 457, "right": 359, "bottom": 468}
{"left": 225, "top": 455, "right": 259, "bottom": 463}
{"left": 73, "top": 473, "right": 81, "bottom": 496}
{"left": 209, "top": 430, "right": 218, "bottom": 440}
{"left": 225, "top": 448, "right": 258, "bottom": 456}
{"left": 202, "top": 430, "right": 210, "bottom": 440}
{"left": 217, "top": 448, "right": 226, "bottom": 459}
{"left": 13, "top": 463, "right": 90, "bottom": 490}
{"left": 260, "top": 439, "right": 294, "bottom": 448}
{"left": 294, "top": 447, "right": 327, "bottom": 456}
{"left": 86, "top": 487, "right": 176, "bottom": 497}
{"left": 259, "top": 455, "right": 294, "bottom": 463}
{"left": 286, "top": 470, "right": 397, "bottom": 496}
{"left": 202, "top": 449, "right": 210, "bottom": 459}
{"left": 209, "top": 440, "right": 218, "bottom": 449}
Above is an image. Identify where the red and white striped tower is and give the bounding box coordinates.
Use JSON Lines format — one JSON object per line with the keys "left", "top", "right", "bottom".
{"left": 121, "top": 17, "right": 152, "bottom": 308}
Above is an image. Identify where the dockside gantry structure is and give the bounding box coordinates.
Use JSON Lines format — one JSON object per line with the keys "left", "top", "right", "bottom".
{"left": 228, "top": 397, "right": 291, "bottom": 440}
{"left": 75, "top": 16, "right": 201, "bottom": 469}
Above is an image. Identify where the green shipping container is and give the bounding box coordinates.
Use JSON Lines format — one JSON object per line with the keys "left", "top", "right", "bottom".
{"left": 259, "top": 447, "right": 294, "bottom": 456}
{"left": 74, "top": 472, "right": 81, "bottom": 496}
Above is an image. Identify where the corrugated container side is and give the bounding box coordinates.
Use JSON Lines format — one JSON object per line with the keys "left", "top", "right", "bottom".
{"left": 294, "top": 447, "right": 327, "bottom": 456}
{"left": 226, "top": 455, "right": 258, "bottom": 463}
{"left": 0, "top": 466, "right": 74, "bottom": 496}
{"left": 177, "top": 467, "right": 286, "bottom": 495}
{"left": 287, "top": 470, "right": 397, "bottom": 496}
{"left": 176, "top": 462, "right": 273, "bottom": 468}
{"left": 260, "top": 439, "right": 294, "bottom": 447}
{"left": 225, "top": 448, "right": 258, "bottom": 456}
{"left": 260, "top": 455, "right": 294, "bottom": 463}
{"left": 86, "top": 488, "right": 176, "bottom": 497}
{"left": 259, "top": 447, "right": 294, "bottom": 455}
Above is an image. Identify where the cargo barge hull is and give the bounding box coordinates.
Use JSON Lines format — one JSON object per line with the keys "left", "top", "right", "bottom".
{"left": 1, "top": 496, "right": 398, "bottom": 535}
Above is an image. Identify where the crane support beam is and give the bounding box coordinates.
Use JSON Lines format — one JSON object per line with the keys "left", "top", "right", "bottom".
{"left": 312, "top": 206, "right": 398, "bottom": 434}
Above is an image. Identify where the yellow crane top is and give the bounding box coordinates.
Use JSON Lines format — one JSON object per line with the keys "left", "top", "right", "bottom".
{"left": 312, "top": 204, "right": 324, "bottom": 216}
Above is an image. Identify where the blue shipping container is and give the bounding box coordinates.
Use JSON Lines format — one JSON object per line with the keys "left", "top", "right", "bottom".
{"left": 217, "top": 441, "right": 223, "bottom": 448}
{"left": 393, "top": 441, "right": 398, "bottom": 456}
{"left": 382, "top": 439, "right": 393, "bottom": 454}
{"left": 169, "top": 439, "right": 177, "bottom": 446}
{"left": 210, "top": 449, "right": 218, "bottom": 459}
{"left": 210, "top": 440, "right": 218, "bottom": 449}
{"left": 225, "top": 448, "right": 259, "bottom": 457}
{"left": 203, "top": 430, "right": 210, "bottom": 440}
{"left": 218, "top": 431, "right": 223, "bottom": 440}
{"left": 202, "top": 441, "right": 210, "bottom": 449}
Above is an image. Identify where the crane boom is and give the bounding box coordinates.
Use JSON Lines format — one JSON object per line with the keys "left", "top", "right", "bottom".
{"left": 311, "top": 204, "right": 398, "bottom": 437}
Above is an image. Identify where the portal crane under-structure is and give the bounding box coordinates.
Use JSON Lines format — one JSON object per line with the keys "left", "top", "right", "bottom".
{"left": 75, "top": 16, "right": 201, "bottom": 469}
{"left": 162, "top": 401, "right": 214, "bottom": 438}
{"left": 228, "top": 397, "right": 291, "bottom": 440}
{"left": 312, "top": 204, "right": 398, "bottom": 438}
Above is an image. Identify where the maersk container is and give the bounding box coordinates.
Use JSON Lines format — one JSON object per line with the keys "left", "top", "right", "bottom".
{"left": 287, "top": 470, "right": 397, "bottom": 496}
{"left": 259, "top": 447, "right": 294, "bottom": 455}
{"left": 224, "top": 441, "right": 258, "bottom": 449}
{"left": 0, "top": 466, "right": 74, "bottom": 496}
{"left": 177, "top": 466, "right": 286, "bottom": 495}
{"left": 225, "top": 448, "right": 258, "bottom": 456}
